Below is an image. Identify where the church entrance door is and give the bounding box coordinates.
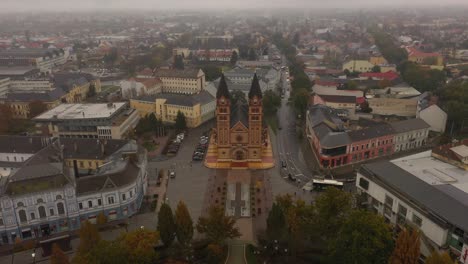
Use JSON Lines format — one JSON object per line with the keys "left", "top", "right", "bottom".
{"left": 235, "top": 150, "right": 244, "bottom": 160}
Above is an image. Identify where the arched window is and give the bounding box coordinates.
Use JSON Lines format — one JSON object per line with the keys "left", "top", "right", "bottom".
{"left": 17, "top": 202, "right": 24, "bottom": 207}
{"left": 38, "top": 206, "right": 46, "bottom": 219}
{"left": 57, "top": 202, "right": 65, "bottom": 215}
{"left": 56, "top": 195, "right": 62, "bottom": 200}
{"left": 37, "top": 198, "right": 44, "bottom": 204}
{"left": 19, "top": 210, "right": 27, "bottom": 223}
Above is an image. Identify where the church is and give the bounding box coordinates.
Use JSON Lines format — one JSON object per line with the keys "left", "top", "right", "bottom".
{"left": 204, "top": 73, "right": 274, "bottom": 169}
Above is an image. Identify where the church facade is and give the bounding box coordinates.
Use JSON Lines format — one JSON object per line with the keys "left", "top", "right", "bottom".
{"left": 204, "top": 72, "right": 273, "bottom": 169}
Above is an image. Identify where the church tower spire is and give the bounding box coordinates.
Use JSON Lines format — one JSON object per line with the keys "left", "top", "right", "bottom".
{"left": 215, "top": 74, "right": 231, "bottom": 152}
{"left": 248, "top": 73, "right": 263, "bottom": 156}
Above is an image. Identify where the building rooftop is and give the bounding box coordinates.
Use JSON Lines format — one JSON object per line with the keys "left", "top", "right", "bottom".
{"left": 135, "top": 90, "right": 214, "bottom": 107}
{"left": 362, "top": 150, "right": 468, "bottom": 231}
{"left": 153, "top": 68, "right": 201, "bottom": 79}
{"left": 0, "top": 66, "right": 39, "bottom": 76}
{"left": 0, "top": 136, "right": 53, "bottom": 154}
{"left": 390, "top": 118, "right": 430, "bottom": 133}
{"left": 0, "top": 48, "right": 63, "bottom": 58}
{"left": 347, "top": 123, "right": 394, "bottom": 142}
{"left": 6, "top": 88, "right": 66, "bottom": 103}
{"left": 318, "top": 94, "right": 356, "bottom": 104}
{"left": 34, "top": 102, "right": 127, "bottom": 120}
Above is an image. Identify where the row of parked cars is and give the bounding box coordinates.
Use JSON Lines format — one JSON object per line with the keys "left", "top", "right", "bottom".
{"left": 192, "top": 135, "right": 209, "bottom": 161}
{"left": 166, "top": 133, "right": 185, "bottom": 156}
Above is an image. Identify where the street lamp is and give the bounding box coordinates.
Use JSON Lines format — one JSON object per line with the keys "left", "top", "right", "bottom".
{"left": 140, "top": 225, "right": 144, "bottom": 230}
{"left": 31, "top": 251, "right": 36, "bottom": 264}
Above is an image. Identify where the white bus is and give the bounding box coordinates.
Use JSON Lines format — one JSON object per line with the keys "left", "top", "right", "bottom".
{"left": 311, "top": 179, "right": 344, "bottom": 191}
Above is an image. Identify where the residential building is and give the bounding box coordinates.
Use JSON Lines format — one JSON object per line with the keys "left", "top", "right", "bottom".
{"left": 1, "top": 72, "right": 101, "bottom": 118}
{"left": 390, "top": 118, "right": 430, "bottom": 152}
{"left": 0, "top": 66, "right": 40, "bottom": 80}
{"left": 312, "top": 94, "right": 356, "bottom": 118}
{"left": 359, "top": 71, "right": 399, "bottom": 81}
{"left": 153, "top": 68, "right": 205, "bottom": 95}
{"left": 356, "top": 145, "right": 468, "bottom": 259}
{"left": 417, "top": 92, "right": 447, "bottom": 133}
{"left": 342, "top": 60, "right": 375, "bottom": 72}
{"left": 215, "top": 67, "right": 280, "bottom": 96}
{"left": 130, "top": 90, "right": 216, "bottom": 128}
{"left": 367, "top": 97, "right": 419, "bottom": 117}
{"left": 119, "top": 78, "right": 162, "bottom": 99}
{"left": 305, "top": 105, "right": 429, "bottom": 168}
{"left": 406, "top": 47, "right": 444, "bottom": 66}
{"left": 0, "top": 48, "right": 68, "bottom": 73}
{"left": 33, "top": 102, "right": 140, "bottom": 139}
{"left": 0, "top": 136, "right": 147, "bottom": 244}
{"left": 312, "top": 83, "right": 364, "bottom": 98}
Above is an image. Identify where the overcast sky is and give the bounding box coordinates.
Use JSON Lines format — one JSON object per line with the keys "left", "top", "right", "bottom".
{"left": 2, "top": 0, "right": 468, "bottom": 12}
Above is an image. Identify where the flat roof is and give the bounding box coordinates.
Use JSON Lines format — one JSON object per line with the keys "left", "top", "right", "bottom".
{"left": 34, "top": 102, "right": 127, "bottom": 120}
{"left": 361, "top": 150, "right": 468, "bottom": 231}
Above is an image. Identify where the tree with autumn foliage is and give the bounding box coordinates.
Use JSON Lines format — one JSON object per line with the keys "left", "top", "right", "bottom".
{"left": 389, "top": 228, "right": 420, "bottom": 264}
{"left": 50, "top": 243, "right": 70, "bottom": 264}
{"left": 196, "top": 206, "right": 240, "bottom": 245}
{"left": 425, "top": 251, "right": 456, "bottom": 264}
{"left": 174, "top": 201, "right": 193, "bottom": 245}
{"left": 77, "top": 220, "right": 101, "bottom": 255}
{"left": 118, "top": 228, "right": 159, "bottom": 264}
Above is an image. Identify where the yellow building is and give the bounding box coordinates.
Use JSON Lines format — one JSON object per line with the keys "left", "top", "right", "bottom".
{"left": 406, "top": 47, "right": 444, "bottom": 66}
{"left": 153, "top": 69, "right": 205, "bottom": 95}
{"left": 369, "top": 56, "right": 388, "bottom": 65}
{"left": 342, "top": 60, "right": 375, "bottom": 72}
{"left": 3, "top": 73, "right": 101, "bottom": 119}
{"left": 130, "top": 90, "right": 216, "bottom": 128}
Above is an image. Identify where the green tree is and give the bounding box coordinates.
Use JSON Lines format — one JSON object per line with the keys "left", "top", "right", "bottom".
{"left": 230, "top": 50, "right": 238, "bottom": 65}
{"left": 372, "top": 65, "right": 381, "bottom": 73}
{"left": 230, "top": 90, "right": 247, "bottom": 106}
{"left": 175, "top": 201, "right": 194, "bottom": 245}
{"left": 425, "top": 251, "right": 455, "bottom": 264}
{"left": 389, "top": 228, "right": 420, "bottom": 264}
{"left": 87, "top": 83, "right": 96, "bottom": 98}
{"left": 328, "top": 210, "right": 394, "bottom": 264}
{"left": 292, "top": 32, "right": 300, "bottom": 45}
{"left": 262, "top": 90, "right": 281, "bottom": 115}
{"left": 196, "top": 206, "right": 240, "bottom": 244}
{"left": 158, "top": 203, "right": 176, "bottom": 247}
{"left": 173, "top": 55, "right": 184, "bottom": 70}
{"left": 314, "top": 187, "right": 353, "bottom": 240}
{"left": 248, "top": 48, "right": 257, "bottom": 60}
{"left": 0, "top": 104, "right": 12, "bottom": 134}
{"left": 28, "top": 100, "right": 47, "bottom": 118}
{"left": 292, "top": 88, "right": 310, "bottom": 118}
{"left": 175, "top": 111, "right": 187, "bottom": 131}
{"left": 201, "top": 65, "right": 222, "bottom": 81}
{"left": 50, "top": 243, "right": 70, "bottom": 264}
{"left": 266, "top": 203, "right": 287, "bottom": 242}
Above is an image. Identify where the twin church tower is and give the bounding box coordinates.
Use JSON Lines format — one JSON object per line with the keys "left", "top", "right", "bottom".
{"left": 210, "top": 73, "right": 267, "bottom": 165}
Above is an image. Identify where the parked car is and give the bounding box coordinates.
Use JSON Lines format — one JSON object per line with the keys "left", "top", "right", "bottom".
{"left": 281, "top": 160, "right": 287, "bottom": 168}
{"left": 288, "top": 173, "right": 296, "bottom": 181}
{"left": 169, "top": 170, "right": 176, "bottom": 178}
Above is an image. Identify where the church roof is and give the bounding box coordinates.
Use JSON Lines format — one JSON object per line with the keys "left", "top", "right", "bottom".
{"left": 230, "top": 101, "right": 249, "bottom": 128}
{"left": 216, "top": 74, "right": 231, "bottom": 99}
{"left": 248, "top": 73, "right": 262, "bottom": 99}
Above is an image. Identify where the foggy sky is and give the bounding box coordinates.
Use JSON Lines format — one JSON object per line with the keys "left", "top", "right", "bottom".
{"left": 2, "top": 0, "right": 468, "bottom": 12}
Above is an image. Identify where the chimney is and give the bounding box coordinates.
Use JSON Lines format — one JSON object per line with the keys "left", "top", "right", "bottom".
{"left": 29, "top": 137, "right": 33, "bottom": 144}
{"left": 74, "top": 142, "right": 78, "bottom": 152}
{"left": 101, "top": 143, "right": 105, "bottom": 156}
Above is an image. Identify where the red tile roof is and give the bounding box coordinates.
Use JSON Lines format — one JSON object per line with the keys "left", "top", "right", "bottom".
{"left": 359, "top": 71, "right": 399, "bottom": 81}
{"left": 406, "top": 47, "right": 441, "bottom": 58}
